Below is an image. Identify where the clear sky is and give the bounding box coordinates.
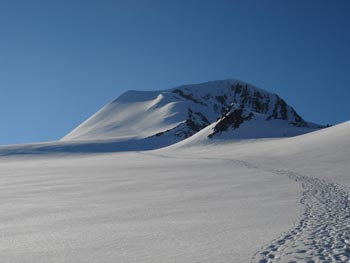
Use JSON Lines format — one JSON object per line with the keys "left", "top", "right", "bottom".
{"left": 0, "top": 0, "right": 349, "bottom": 144}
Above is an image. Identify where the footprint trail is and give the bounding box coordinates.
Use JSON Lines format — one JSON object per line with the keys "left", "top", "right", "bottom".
{"left": 252, "top": 169, "right": 350, "bottom": 263}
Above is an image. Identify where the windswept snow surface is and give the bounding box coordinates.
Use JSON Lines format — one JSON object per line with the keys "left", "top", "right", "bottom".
{"left": 0, "top": 122, "right": 348, "bottom": 262}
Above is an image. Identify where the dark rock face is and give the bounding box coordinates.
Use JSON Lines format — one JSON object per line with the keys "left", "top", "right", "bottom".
{"left": 151, "top": 80, "right": 317, "bottom": 140}
{"left": 208, "top": 109, "right": 254, "bottom": 138}
{"left": 172, "top": 89, "right": 204, "bottom": 105}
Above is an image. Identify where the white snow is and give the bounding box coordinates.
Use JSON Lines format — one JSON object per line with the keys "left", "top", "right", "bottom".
{"left": 0, "top": 122, "right": 349, "bottom": 262}
{"left": 61, "top": 90, "right": 185, "bottom": 141}
{"left": 62, "top": 79, "right": 320, "bottom": 145}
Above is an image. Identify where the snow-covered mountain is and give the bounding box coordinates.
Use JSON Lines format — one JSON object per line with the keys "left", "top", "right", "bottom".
{"left": 62, "top": 79, "right": 322, "bottom": 146}
{"left": 0, "top": 79, "right": 348, "bottom": 262}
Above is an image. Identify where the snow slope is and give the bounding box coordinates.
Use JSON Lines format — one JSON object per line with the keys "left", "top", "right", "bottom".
{"left": 0, "top": 122, "right": 348, "bottom": 262}
{"left": 169, "top": 121, "right": 350, "bottom": 262}
{"left": 62, "top": 79, "right": 322, "bottom": 147}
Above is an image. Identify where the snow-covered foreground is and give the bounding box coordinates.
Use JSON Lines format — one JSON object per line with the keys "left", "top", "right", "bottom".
{"left": 0, "top": 152, "right": 299, "bottom": 262}
{"left": 0, "top": 122, "right": 349, "bottom": 262}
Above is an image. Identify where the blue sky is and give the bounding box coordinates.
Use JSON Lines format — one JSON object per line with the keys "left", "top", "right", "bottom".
{"left": 0, "top": 0, "right": 349, "bottom": 144}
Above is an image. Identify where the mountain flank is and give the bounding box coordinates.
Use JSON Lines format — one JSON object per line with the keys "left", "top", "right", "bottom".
{"left": 62, "top": 79, "right": 323, "bottom": 147}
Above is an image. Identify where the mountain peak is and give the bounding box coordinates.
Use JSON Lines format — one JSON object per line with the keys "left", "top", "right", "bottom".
{"left": 62, "top": 79, "right": 323, "bottom": 149}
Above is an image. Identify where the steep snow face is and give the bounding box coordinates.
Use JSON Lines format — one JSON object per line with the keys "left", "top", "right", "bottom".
{"left": 62, "top": 79, "right": 321, "bottom": 143}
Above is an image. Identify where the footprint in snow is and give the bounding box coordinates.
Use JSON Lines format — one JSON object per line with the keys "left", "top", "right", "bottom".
{"left": 252, "top": 169, "right": 350, "bottom": 263}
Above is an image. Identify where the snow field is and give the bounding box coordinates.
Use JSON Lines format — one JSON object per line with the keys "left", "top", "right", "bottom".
{"left": 0, "top": 152, "right": 299, "bottom": 262}
{"left": 0, "top": 120, "right": 348, "bottom": 262}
